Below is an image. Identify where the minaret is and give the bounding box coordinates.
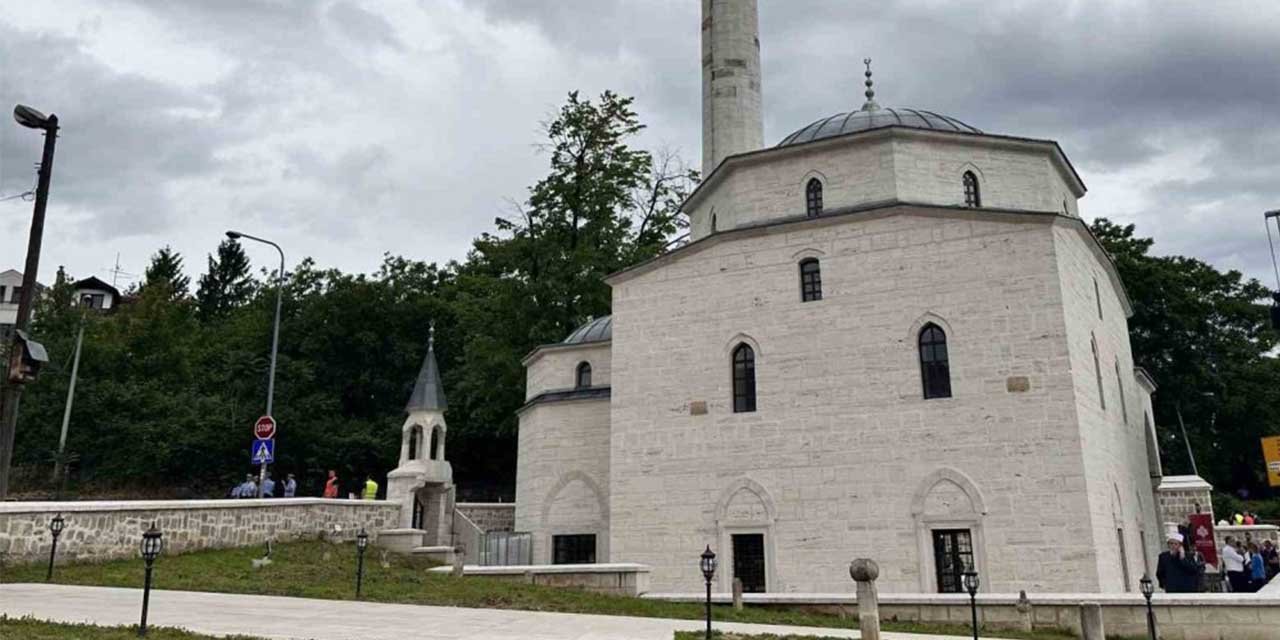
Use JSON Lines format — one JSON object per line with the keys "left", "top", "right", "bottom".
{"left": 701, "top": 0, "right": 764, "bottom": 176}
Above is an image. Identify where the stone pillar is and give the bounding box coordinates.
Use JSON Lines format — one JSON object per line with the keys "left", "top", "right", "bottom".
{"left": 1015, "top": 590, "right": 1033, "bottom": 632}
{"left": 1155, "top": 475, "right": 1213, "bottom": 528}
{"left": 1079, "top": 602, "right": 1104, "bottom": 640}
{"left": 849, "top": 558, "right": 881, "bottom": 640}
{"left": 732, "top": 577, "right": 744, "bottom": 610}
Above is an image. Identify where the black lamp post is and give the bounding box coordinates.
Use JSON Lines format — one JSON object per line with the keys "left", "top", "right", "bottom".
{"left": 962, "top": 570, "right": 980, "bottom": 640}
{"left": 355, "top": 527, "right": 369, "bottom": 599}
{"left": 46, "top": 513, "right": 64, "bottom": 581}
{"left": 1140, "top": 573, "right": 1156, "bottom": 640}
{"left": 138, "top": 523, "right": 164, "bottom": 637}
{"left": 699, "top": 545, "right": 717, "bottom": 640}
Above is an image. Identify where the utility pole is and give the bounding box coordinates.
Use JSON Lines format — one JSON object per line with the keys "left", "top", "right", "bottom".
{"left": 0, "top": 105, "right": 59, "bottom": 499}
{"left": 52, "top": 319, "right": 85, "bottom": 496}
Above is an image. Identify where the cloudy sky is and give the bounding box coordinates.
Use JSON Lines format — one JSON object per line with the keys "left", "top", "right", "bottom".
{"left": 2, "top": 0, "right": 1278, "bottom": 291}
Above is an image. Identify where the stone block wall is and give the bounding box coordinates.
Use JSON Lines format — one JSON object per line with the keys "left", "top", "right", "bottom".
{"left": 0, "top": 498, "right": 399, "bottom": 566}
{"left": 456, "top": 503, "right": 515, "bottom": 532}
{"left": 1155, "top": 475, "right": 1214, "bottom": 528}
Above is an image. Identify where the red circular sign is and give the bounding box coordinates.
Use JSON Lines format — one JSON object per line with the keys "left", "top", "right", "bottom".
{"left": 254, "top": 415, "right": 277, "bottom": 440}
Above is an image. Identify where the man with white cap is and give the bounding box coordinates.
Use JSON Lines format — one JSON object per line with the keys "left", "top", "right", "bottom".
{"left": 1156, "top": 531, "right": 1202, "bottom": 593}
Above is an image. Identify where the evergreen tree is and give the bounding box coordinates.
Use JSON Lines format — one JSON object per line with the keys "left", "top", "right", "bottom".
{"left": 196, "top": 239, "right": 255, "bottom": 320}
{"left": 141, "top": 246, "right": 191, "bottom": 300}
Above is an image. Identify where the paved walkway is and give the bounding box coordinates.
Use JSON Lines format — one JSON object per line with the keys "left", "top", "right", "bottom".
{"left": 0, "top": 583, "right": 975, "bottom": 640}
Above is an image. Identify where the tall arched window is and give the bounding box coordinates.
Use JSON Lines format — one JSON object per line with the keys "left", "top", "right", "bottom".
{"left": 799, "top": 258, "right": 822, "bottom": 302}
{"left": 732, "top": 343, "right": 756, "bottom": 413}
{"left": 1115, "top": 358, "right": 1128, "bottom": 424}
{"left": 1091, "top": 334, "right": 1106, "bottom": 410}
{"left": 429, "top": 425, "right": 443, "bottom": 460}
{"left": 806, "top": 178, "right": 823, "bottom": 217}
{"left": 962, "top": 171, "right": 981, "bottom": 208}
{"left": 919, "top": 323, "right": 952, "bottom": 399}
{"left": 576, "top": 361, "right": 593, "bottom": 388}
{"left": 407, "top": 425, "right": 421, "bottom": 461}
{"left": 1094, "top": 278, "right": 1103, "bottom": 320}
{"left": 711, "top": 213, "right": 717, "bottom": 233}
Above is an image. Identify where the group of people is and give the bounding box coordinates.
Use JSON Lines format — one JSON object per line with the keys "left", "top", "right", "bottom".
{"left": 231, "top": 469, "right": 380, "bottom": 500}
{"left": 1156, "top": 527, "right": 1279, "bottom": 593}
{"left": 1221, "top": 535, "right": 1279, "bottom": 593}
{"left": 229, "top": 472, "right": 297, "bottom": 498}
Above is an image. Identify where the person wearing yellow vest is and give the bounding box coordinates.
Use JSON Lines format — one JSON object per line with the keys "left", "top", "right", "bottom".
{"left": 362, "top": 475, "right": 379, "bottom": 500}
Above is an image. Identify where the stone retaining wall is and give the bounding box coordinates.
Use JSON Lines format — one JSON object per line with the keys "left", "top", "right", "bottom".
{"left": 0, "top": 499, "right": 399, "bottom": 565}
{"left": 455, "top": 503, "right": 515, "bottom": 532}
{"left": 429, "top": 562, "right": 650, "bottom": 596}
{"left": 645, "top": 591, "right": 1280, "bottom": 640}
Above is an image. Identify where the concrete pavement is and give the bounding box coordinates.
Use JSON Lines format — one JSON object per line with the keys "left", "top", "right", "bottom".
{"left": 0, "top": 583, "right": 978, "bottom": 639}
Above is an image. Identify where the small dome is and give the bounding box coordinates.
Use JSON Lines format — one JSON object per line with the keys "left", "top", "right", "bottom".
{"left": 778, "top": 107, "right": 981, "bottom": 147}
{"left": 563, "top": 315, "right": 612, "bottom": 345}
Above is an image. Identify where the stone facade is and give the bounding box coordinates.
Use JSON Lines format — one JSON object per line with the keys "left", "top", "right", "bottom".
{"left": 455, "top": 503, "right": 516, "bottom": 532}
{"left": 0, "top": 499, "right": 398, "bottom": 566}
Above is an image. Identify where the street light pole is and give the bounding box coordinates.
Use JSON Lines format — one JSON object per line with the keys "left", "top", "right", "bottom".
{"left": 225, "top": 231, "right": 284, "bottom": 499}
{"left": 0, "top": 105, "right": 59, "bottom": 499}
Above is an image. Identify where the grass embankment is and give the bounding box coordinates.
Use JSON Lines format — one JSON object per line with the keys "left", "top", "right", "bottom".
{"left": 2, "top": 540, "right": 1071, "bottom": 639}
{"left": 0, "top": 616, "right": 263, "bottom": 639}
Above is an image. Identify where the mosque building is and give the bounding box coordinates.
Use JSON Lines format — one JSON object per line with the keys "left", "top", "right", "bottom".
{"left": 512, "top": 0, "right": 1162, "bottom": 594}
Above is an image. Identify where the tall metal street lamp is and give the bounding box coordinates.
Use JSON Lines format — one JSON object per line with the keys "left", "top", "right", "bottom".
{"left": 46, "top": 513, "right": 65, "bottom": 581}
{"left": 355, "top": 527, "right": 370, "bottom": 599}
{"left": 699, "top": 545, "right": 717, "bottom": 640}
{"left": 962, "top": 570, "right": 980, "bottom": 640}
{"left": 0, "top": 104, "right": 59, "bottom": 499}
{"left": 138, "top": 523, "right": 164, "bottom": 637}
{"left": 225, "top": 230, "right": 284, "bottom": 499}
{"left": 1140, "top": 573, "right": 1157, "bottom": 640}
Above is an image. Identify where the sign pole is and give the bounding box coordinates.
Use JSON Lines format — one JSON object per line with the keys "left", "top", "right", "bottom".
{"left": 252, "top": 416, "right": 277, "bottom": 497}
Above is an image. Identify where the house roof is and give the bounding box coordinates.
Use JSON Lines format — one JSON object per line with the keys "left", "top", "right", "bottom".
{"left": 73, "top": 276, "right": 121, "bottom": 298}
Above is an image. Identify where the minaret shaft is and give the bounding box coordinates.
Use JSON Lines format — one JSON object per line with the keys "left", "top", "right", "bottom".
{"left": 701, "top": 0, "right": 764, "bottom": 176}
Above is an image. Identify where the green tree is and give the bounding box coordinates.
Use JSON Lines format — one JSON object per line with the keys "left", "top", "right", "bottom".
{"left": 141, "top": 246, "right": 191, "bottom": 300}
{"left": 1091, "top": 219, "right": 1280, "bottom": 495}
{"left": 197, "top": 239, "right": 256, "bottom": 321}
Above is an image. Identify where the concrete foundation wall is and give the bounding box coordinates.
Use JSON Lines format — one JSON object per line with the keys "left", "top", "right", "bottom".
{"left": 0, "top": 499, "right": 399, "bottom": 565}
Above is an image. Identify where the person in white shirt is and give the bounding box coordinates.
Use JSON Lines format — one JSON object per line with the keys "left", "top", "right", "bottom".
{"left": 1221, "top": 536, "right": 1248, "bottom": 592}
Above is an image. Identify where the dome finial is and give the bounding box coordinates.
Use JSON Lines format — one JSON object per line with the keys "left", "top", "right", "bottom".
{"left": 428, "top": 321, "right": 435, "bottom": 351}
{"left": 860, "top": 57, "right": 880, "bottom": 112}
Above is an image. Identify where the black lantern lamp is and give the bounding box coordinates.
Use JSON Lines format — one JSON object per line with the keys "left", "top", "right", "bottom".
{"left": 962, "top": 570, "right": 980, "bottom": 640}
{"left": 138, "top": 523, "right": 164, "bottom": 637}
{"left": 46, "top": 513, "right": 65, "bottom": 581}
{"left": 1140, "top": 573, "right": 1156, "bottom": 640}
{"left": 700, "top": 546, "right": 717, "bottom": 640}
{"left": 355, "top": 527, "right": 370, "bottom": 599}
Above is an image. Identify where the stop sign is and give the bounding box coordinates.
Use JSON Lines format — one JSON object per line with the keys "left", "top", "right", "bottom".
{"left": 254, "top": 415, "right": 277, "bottom": 440}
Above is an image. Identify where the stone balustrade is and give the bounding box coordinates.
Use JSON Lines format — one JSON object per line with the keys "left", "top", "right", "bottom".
{"left": 0, "top": 498, "right": 399, "bottom": 565}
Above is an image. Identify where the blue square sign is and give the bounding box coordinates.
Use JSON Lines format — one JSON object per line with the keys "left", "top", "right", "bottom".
{"left": 251, "top": 439, "right": 275, "bottom": 465}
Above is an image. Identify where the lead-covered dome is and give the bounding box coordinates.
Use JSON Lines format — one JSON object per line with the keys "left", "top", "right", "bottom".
{"left": 778, "top": 107, "right": 981, "bottom": 147}
{"left": 563, "top": 315, "right": 612, "bottom": 344}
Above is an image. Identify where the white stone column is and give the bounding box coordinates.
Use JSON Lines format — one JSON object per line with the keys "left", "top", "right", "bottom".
{"left": 701, "top": 0, "right": 764, "bottom": 175}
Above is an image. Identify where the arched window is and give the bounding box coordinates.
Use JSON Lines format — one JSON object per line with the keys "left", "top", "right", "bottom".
{"left": 1091, "top": 334, "right": 1106, "bottom": 410}
{"left": 1115, "top": 358, "right": 1128, "bottom": 424}
{"left": 576, "top": 361, "right": 593, "bottom": 388}
{"left": 799, "top": 258, "right": 822, "bottom": 302}
{"left": 407, "top": 425, "right": 421, "bottom": 461}
{"left": 429, "top": 426, "right": 443, "bottom": 460}
{"left": 805, "top": 178, "right": 823, "bottom": 217}
{"left": 732, "top": 343, "right": 756, "bottom": 413}
{"left": 919, "top": 323, "right": 952, "bottom": 399}
{"left": 1094, "top": 278, "right": 1103, "bottom": 320}
{"left": 962, "top": 171, "right": 981, "bottom": 208}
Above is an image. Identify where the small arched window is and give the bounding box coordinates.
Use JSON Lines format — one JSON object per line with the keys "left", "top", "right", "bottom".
{"left": 576, "top": 361, "right": 593, "bottom": 389}
{"left": 799, "top": 258, "right": 822, "bottom": 302}
{"left": 962, "top": 171, "right": 981, "bottom": 208}
{"left": 806, "top": 178, "right": 823, "bottom": 217}
{"left": 429, "top": 425, "right": 444, "bottom": 460}
{"left": 1091, "top": 334, "right": 1106, "bottom": 410}
{"left": 407, "top": 425, "right": 421, "bottom": 461}
{"left": 732, "top": 343, "right": 757, "bottom": 413}
{"left": 919, "top": 323, "right": 952, "bottom": 399}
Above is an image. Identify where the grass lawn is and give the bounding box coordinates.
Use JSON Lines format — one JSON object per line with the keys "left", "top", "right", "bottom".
{"left": 675, "top": 634, "right": 852, "bottom": 640}
{"left": 1, "top": 540, "right": 1071, "bottom": 640}
{"left": 0, "top": 616, "right": 263, "bottom": 639}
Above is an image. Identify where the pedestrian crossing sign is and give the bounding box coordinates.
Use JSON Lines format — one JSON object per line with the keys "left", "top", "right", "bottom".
{"left": 252, "top": 439, "right": 275, "bottom": 465}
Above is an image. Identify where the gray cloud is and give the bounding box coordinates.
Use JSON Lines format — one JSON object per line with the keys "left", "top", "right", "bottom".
{"left": 1, "top": 0, "right": 1278, "bottom": 293}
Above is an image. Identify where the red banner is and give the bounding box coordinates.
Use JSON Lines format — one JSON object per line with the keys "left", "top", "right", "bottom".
{"left": 1188, "top": 513, "right": 1217, "bottom": 566}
